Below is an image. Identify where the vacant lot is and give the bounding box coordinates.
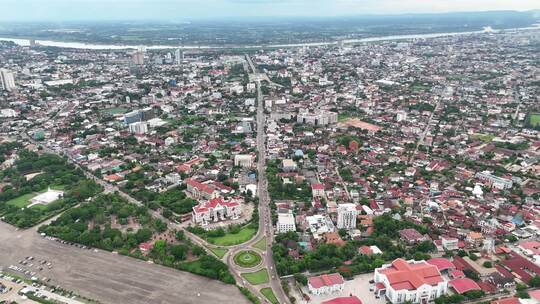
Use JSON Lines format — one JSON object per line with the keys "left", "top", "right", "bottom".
{"left": 0, "top": 222, "right": 249, "bottom": 304}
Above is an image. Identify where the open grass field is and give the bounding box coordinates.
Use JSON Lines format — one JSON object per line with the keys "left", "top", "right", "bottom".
{"left": 101, "top": 107, "right": 129, "bottom": 115}
{"left": 260, "top": 288, "right": 278, "bottom": 304}
{"left": 473, "top": 133, "right": 495, "bottom": 142}
{"left": 5, "top": 185, "right": 66, "bottom": 209}
{"left": 234, "top": 250, "right": 262, "bottom": 268}
{"left": 530, "top": 113, "right": 540, "bottom": 127}
{"left": 253, "top": 237, "right": 266, "bottom": 251}
{"left": 241, "top": 269, "right": 269, "bottom": 285}
{"left": 5, "top": 193, "right": 36, "bottom": 208}
{"left": 209, "top": 247, "right": 228, "bottom": 259}
{"left": 207, "top": 226, "right": 257, "bottom": 246}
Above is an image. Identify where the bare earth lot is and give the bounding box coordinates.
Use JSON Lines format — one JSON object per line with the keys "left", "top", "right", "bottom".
{"left": 0, "top": 222, "right": 249, "bottom": 304}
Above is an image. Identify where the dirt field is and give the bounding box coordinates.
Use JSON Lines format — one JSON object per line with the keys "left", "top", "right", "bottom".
{"left": 0, "top": 222, "right": 249, "bottom": 304}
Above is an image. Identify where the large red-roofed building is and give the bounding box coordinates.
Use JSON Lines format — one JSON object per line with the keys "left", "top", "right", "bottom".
{"left": 192, "top": 197, "right": 242, "bottom": 225}
{"left": 374, "top": 259, "right": 448, "bottom": 304}
{"left": 185, "top": 179, "right": 219, "bottom": 200}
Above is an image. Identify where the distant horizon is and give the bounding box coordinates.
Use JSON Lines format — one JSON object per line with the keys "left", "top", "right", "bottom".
{"left": 1, "top": 0, "right": 539, "bottom": 22}
{"left": 1, "top": 9, "right": 540, "bottom": 24}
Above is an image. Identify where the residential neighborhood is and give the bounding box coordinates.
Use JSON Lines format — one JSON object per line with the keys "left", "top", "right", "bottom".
{"left": 0, "top": 21, "right": 539, "bottom": 304}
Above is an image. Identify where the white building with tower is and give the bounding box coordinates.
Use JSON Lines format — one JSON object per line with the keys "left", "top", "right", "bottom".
{"left": 337, "top": 203, "right": 358, "bottom": 229}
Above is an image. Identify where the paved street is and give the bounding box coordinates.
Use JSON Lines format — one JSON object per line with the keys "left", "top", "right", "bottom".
{"left": 0, "top": 222, "right": 249, "bottom": 304}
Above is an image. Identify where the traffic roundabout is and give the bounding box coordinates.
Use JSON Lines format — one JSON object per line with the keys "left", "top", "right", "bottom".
{"left": 233, "top": 250, "right": 262, "bottom": 268}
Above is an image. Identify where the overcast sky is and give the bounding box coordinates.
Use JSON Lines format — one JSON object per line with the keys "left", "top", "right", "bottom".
{"left": 2, "top": 0, "right": 539, "bottom": 21}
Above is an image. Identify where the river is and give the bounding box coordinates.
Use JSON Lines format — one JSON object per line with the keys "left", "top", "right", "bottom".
{"left": 0, "top": 24, "right": 539, "bottom": 50}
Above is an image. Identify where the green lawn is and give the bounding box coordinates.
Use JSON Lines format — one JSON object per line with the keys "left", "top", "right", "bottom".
{"left": 530, "top": 114, "right": 540, "bottom": 127}
{"left": 208, "top": 226, "right": 257, "bottom": 246}
{"left": 260, "top": 288, "right": 278, "bottom": 304}
{"left": 253, "top": 237, "right": 266, "bottom": 251}
{"left": 101, "top": 107, "right": 128, "bottom": 115}
{"left": 234, "top": 250, "right": 262, "bottom": 268}
{"left": 6, "top": 193, "right": 37, "bottom": 208}
{"left": 6, "top": 186, "right": 66, "bottom": 209}
{"left": 241, "top": 269, "right": 269, "bottom": 285}
{"left": 473, "top": 133, "right": 495, "bottom": 142}
{"left": 209, "top": 247, "right": 228, "bottom": 259}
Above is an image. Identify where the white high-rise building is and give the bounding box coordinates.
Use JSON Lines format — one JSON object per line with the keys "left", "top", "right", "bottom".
{"left": 129, "top": 121, "right": 148, "bottom": 134}
{"left": 337, "top": 203, "right": 357, "bottom": 229}
{"left": 175, "top": 49, "right": 184, "bottom": 65}
{"left": 132, "top": 51, "right": 144, "bottom": 65}
{"left": 0, "top": 69, "right": 16, "bottom": 92}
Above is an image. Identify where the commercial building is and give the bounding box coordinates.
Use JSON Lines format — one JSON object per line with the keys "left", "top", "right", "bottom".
{"left": 129, "top": 121, "right": 148, "bottom": 134}
{"left": 475, "top": 171, "right": 513, "bottom": 190}
{"left": 132, "top": 51, "right": 144, "bottom": 65}
{"left": 277, "top": 212, "right": 296, "bottom": 233}
{"left": 297, "top": 110, "right": 338, "bottom": 126}
{"left": 337, "top": 203, "right": 357, "bottom": 229}
{"left": 175, "top": 49, "right": 184, "bottom": 64}
{"left": 234, "top": 154, "right": 254, "bottom": 168}
{"left": 374, "top": 259, "right": 448, "bottom": 304}
{"left": 0, "top": 69, "right": 16, "bottom": 91}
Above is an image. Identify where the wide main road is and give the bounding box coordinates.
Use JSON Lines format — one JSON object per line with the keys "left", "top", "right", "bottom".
{"left": 245, "top": 54, "right": 290, "bottom": 304}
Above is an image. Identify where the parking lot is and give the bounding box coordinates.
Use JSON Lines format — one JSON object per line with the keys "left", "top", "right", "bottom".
{"left": 294, "top": 273, "right": 388, "bottom": 304}
{"left": 0, "top": 222, "right": 249, "bottom": 304}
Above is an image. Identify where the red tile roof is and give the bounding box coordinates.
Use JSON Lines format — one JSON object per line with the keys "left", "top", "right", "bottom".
{"left": 427, "top": 258, "right": 455, "bottom": 271}
{"left": 491, "top": 297, "right": 519, "bottom": 304}
{"left": 449, "top": 270, "right": 465, "bottom": 279}
{"left": 311, "top": 183, "right": 325, "bottom": 190}
{"left": 185, "top": 179, "right": 215, "bottom": 194}
{"left": 308, "top": 273, "right": 344, "bottom": 289}
{"left": 379, "top": 259, "right": 443, "bottom": 291}
{"left": 322, "top": 296, "right": 362, "bottom": 304}
{"left": 502, "top": 251, "right": 540, "bottom": 283}
{"left": 193, "top": 197, "right": 240, "bottom": 214}
{"left": 449, "top": 278, "right": 481, "bottom": 294}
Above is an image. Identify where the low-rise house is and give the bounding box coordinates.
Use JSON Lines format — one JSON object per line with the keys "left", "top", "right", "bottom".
{"left": 308, "top": 273, "right": 345, "bottom": 295}
{"left": 399, "top": 228, "right": 429, "bottom": 245}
